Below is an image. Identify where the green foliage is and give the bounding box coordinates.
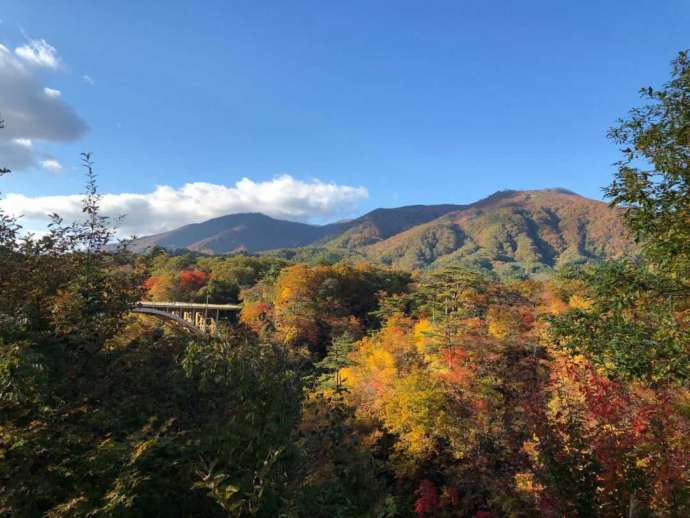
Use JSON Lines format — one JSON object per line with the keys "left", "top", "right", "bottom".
{"left": 549, "top": 52, "right": 690, "bottom": 386}
{"left": 548, "top": 261, "right": 690, "bottom": 384}
{"left": 2, "top": 51, "right": 690, "bottom": 517}
{"left": 361, "top": 190, "right": 635, "bottom": 278}
{"left": 294, "top": 393, "right": 387, "bottom": 517}
{"left": 182, "top": 338, "right": 301, "bottom": 516}
{"left": 312, "top": 332, "right": 356, "bottom": 393}
{"left": 264, "top": 246, "right": 358, "bottom": 265}
{"left": 0, "top": 159, "right": 302, "bottom": 517}
{"left": 607, "top": 50, "right": 690, "bottom": 277}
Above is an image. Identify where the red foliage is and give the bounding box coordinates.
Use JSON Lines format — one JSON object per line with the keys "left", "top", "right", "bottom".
{"left": 439, "top": 348, "right": 473, "bottom": 385}
{"left": 415, "top": 479, "right": 440, "bottom": 517}
{"left": 519, "top": 308, "right": 536, "bottom": 330}
{"left": 255, "top": 302, "right": 271, "bottom": 317}
{"left": 472, "top": 398, "right": 488, "bottom": 412}
{"left": 582, "top": 373, "right": 629, "bottom": 424}
{"left": 143, "top": 276, "right": 161, "bottom": 290}
{"left": 179, "top": 270, "right": 209, "bottom": 290}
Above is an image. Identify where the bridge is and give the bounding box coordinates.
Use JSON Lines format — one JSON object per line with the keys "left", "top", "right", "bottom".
{"left": 133, "top": 301, "right": 242, "bottom": 335}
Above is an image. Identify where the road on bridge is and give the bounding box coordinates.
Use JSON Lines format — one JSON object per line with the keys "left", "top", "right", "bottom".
{"left": 133, "top": 301, "right": 242, "bottom": 334}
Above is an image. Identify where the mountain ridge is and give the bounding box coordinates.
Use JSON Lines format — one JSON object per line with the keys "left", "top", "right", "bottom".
{"left": 129, "top": 189, "right": 636, "bottom": 277}
{"left": 129, "top": 202, "right": 465, "bottom": 254}
{"left": 356, "top": 189, "right": 634, "bottom": 276}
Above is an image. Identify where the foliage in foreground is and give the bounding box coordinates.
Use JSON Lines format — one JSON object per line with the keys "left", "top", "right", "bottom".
{"left": 1, "top": 51, "right": 690, "bottom": 517}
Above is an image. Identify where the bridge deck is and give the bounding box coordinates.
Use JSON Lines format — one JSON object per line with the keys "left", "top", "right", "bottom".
{"left": 133, "top": 301, "right": 241, "bottom": 335}
{"left": 137, "top": 301, "right": 242, "bottom": 311}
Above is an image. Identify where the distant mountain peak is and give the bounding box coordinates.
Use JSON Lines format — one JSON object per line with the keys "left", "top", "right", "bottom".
{"left": 128, "top": 189, "right": 635, "bottom": 278}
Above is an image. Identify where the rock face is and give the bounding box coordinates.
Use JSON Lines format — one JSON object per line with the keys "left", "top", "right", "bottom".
{"left": 129, "top": 189, "right": 636, "bottom": 277}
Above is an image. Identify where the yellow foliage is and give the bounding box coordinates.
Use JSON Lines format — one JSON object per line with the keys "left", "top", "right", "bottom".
{"left": 486, "top": 306, "right": 517, "bottom": 340}
{"left": 569, "top": 293, "right": 593, "bottom": 310}
{"left": 413, "top": 318, "right": 433, "bottom": 355}
{"left": 538, "top": 284, "right": 569, "bottom": 315}
{"left": 380, "top": 370, "right": 444, "bottom": 457}
{"left": 514, "top": 471, "right": 542, "bottom": 495}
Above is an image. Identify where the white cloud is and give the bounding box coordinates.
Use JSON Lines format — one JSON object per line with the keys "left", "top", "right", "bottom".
{"left": 0, "top": 41, "right": 85, "bottom": 170}
{"left": 83, "top": 74, "right": 94, "bottom": 85}
{"left": 15, "top": 39, "right": 60, "bottom": 69}
{"left": 40, "top": 159, "right": 63, "bottom": 171}
{"left": 12, "top": 137, "right": 32, "bottom": 147}
{"left": 43, "top": 87, "right": 61, "bottom": 98}
{"left": 0, "top": 175, "right": 369, "bottom": 236}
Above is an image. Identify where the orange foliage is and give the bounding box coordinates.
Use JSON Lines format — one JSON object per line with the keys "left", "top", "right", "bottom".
{"left": 240, "top": 301, "right": 272, "bottom": 335}
{"left": 179, "top": 270, "right": 209, "bottom": 290}
{"left": 270, "top": 262, "right": 405, "bottom": 349}
{"left": 146, "top": 273, "right": 176, "bottom": 301}
{"left": 143, "top": 276, "right": 160, "bottom": 291}
{"left": 438, "top": 348, "right": 472, "bottom": 385}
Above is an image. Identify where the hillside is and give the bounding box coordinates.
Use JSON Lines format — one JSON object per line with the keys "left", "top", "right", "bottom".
{"left": 355, "top": 189, "right": 635, "bottom": 277}
{"left": 128, "top": 213, "right": 332, "bottom": 254}
{"left": 129, "top": 204, "right": 463, "bottom": 254}
{"left": 129, "top": 189, "right": 636, "bottom": 277}
{"left": 317, "top": 204, "right": 464, "bottom": 248}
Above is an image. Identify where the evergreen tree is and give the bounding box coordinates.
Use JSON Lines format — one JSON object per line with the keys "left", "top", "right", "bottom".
{"left": 313, "top": 331, "right": 355, "bottom": 393}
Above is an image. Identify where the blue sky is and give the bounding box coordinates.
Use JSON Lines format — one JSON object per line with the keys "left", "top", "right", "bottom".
{"left": 0, "top": 0, "right": 688, "bottom": 235}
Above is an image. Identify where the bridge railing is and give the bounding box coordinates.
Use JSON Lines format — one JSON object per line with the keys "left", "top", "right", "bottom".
{"left": 133, "top": 301, "right": 242, "bottom": 334}
{"left": 136, "top": 301, "right": 242, "bottom": 311}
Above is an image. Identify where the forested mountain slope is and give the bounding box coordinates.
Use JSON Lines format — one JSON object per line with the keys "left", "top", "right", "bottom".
{"left": 128, "top": 213, "right": 330, "bottom": 254}
{"left": 355, "top": 189, "right": 635, "bottom": 277}
{"left": 130, "top": 189, "right": 635, "bottom": 277}
{"left": 129, "top": 204, "right": 463, "bottom": 254}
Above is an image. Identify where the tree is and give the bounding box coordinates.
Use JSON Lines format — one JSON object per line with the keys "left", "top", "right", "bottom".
{"left": 0, "top": 155, "right": 151, "bottom": 514}
{"left": 606, "top": 50, "right": 690, "bottom": 277}
{"left": 548, "top": 262, "right": 690, "bottom": 384}
{"left": 269, "top": 263, "right": 410, "bottom": 355}
{"left": 548, "top": 52, "right": 690, "bottom": 386}
{"left": 1, "top": 116, "right": 10, "bottom": 175}
{"left": 415, "top": 267, "right": 489, "bottom": 368}
{"left": 538, "top": 51, "right": 690, "bottom": 516}
{"left": 0, "top": 155, "right": 308, "bottom": 517}
{"left": 312, "top": 331, "right": 356, "bottom": 393}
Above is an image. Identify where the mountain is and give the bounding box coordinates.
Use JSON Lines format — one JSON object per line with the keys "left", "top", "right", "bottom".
{"left": 129, "top": 189, "right": 636, "bottom": 277}
{"left": 317, "top": 204, "right": 464, "bottom": 248}
{"left": 353, "top": 189, "right": 636, "bottom": 277}
{"left": 129, "top": 204, "right": 463, "bottom": 254}
{"left": 128, "top": 213, "right": 330, "bottom": 254}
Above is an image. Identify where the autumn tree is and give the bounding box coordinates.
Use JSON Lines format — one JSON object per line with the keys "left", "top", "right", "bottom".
{"left": 0, "top": 157, "right": 304, "bottom": 516}
{"left": 341, "top": 271, "right": 543, "bottom": 516}
{"left": 265, "top": 263, "right": 410, "bottom": 355}
{"left": 607, "top": 50, "right": 690, "bottom": 278}
{"left": 549, "top": 52, "right": 690, "bottom": 386}
{"left": 539, "top": 51, "right": 690, "bottom": 517}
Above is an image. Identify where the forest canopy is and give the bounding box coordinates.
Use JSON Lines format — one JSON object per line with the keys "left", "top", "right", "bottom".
{"left": 1, "top": 52, "right": 689, "bottom": 517}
